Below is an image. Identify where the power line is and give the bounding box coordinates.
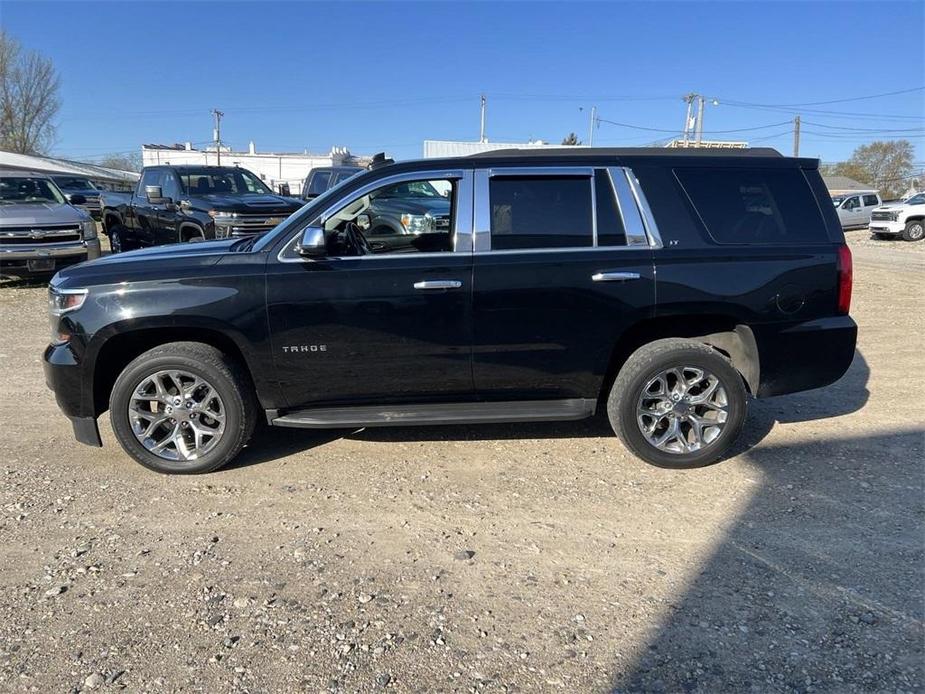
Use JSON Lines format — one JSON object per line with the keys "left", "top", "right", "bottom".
{"left": 597, "top": 117, "right": 792, "bottom": 134}
{"left": 720, "top": 86, "right": 924, "bottom": 108}
{"left": 801, "top": 121, "right": 925, "bottom": 133}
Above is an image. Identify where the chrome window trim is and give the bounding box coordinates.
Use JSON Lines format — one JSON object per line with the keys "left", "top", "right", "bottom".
{"left": 487, "top": 166, "right": 595, "bottom": 178}
{"left": 622, "top": 168, "right": 663, "bottom": 249}
{"left": 607, "top": 167, "right": 650, "bottom": 248}
{"left": 276, "top": 169, "right": 470, "bottom": 264}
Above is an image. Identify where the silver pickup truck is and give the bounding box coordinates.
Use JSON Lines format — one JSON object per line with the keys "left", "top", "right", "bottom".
{"left": 0, "top": 170, "right": 101, "bottom": 279}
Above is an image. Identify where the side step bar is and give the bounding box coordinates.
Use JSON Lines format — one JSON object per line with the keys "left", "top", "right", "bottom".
{"left": 270, "top": 399, "right": 597, "bottom": 429}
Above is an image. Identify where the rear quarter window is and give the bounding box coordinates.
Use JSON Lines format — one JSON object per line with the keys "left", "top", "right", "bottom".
{"left": 674, "top": 167, "right": 828, "bottom": 245}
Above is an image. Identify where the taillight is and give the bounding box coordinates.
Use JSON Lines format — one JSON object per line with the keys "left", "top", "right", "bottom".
{"left": 836, "top": 244, "right": 852, "bottom": 315}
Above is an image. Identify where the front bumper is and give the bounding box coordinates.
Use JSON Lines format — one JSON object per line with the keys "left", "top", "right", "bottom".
{"left": 43, "top": 341, "right": 102, "bottom": 447}
{"left": 753, "top": 315, "right": 858, "bottom": 398}
{"left": 0, "top": 239, "right": 101, "bottom": 276}
{"left": 868, "top": 220, "right": 904, "bottom": 235}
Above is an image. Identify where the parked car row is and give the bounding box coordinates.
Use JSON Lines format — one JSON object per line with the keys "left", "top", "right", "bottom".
{"left": 831, "top": 189, "right": 924, "bottom": 241}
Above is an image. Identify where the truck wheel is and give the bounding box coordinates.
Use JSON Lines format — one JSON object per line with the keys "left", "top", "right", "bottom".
{"left": 109, "top": 342, "right": 257, "bottom": 474}
{"left": 902, "top": 220, "right": 924, "bottom": 242}
{"left": 107, "top": 225, "right": 134, "bottom": 253}
{"left": 607, "top": 338, "right": 747, "bottom": 469}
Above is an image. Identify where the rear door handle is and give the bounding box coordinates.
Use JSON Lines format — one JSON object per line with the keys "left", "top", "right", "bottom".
{"left": 413, "top": 280, "right": 462, "bottom": 290}
{"left": 592, "top": 271, "right": 641, "bottom": 282}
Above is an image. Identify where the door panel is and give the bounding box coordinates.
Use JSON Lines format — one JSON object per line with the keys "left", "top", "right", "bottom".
{"left": 472, "top": 249, "right": 654, "bottom": 399}
{"left": 266, "top": 255, "right": 473, "bottom": 408}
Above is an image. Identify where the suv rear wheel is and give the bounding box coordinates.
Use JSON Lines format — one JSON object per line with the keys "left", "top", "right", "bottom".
{"left": 109, "top": 342, "right": 257, "bottom": 474}
{"left": 607, "top": 338, "right": 747, "bottom": 468}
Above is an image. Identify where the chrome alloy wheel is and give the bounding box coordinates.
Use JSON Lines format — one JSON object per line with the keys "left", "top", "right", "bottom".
{"left": 636, "top": 366, "right": 729, "bottom": 454}
{"left": 129, "top": 370, "right": 226, "bottom": 462}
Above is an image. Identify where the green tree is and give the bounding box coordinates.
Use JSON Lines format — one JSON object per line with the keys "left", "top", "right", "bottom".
{"left": 832, "top": 140, "right": 915, "bottom": 200}
{"left": 0, "top": 31, "right": 60, "bottom": 155}
{"left": 561, "top": 132, "right": 582, "bottom": 146}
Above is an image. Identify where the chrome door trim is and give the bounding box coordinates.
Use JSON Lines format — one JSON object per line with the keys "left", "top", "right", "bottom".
{"left": 277, "top": 168, "right": 470, "bottom": 263}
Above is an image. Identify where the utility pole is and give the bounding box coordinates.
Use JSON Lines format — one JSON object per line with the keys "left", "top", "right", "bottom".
{"left": 682, "top": 93, "right": 696, "bottom": 145}
{"left": 588, "top": 105, "right": 597, "bottom": 146}
{"left": 479, "top": 95, "right": 487, "bottom": 143}
{"left": 212, "top": 108, "right": 224, "bottom": 165}
{"left": 695, "top": 96, "right": 705, "bottom": 146}
{"left": 793, "top": 115, "right": 801, "bottom": 157}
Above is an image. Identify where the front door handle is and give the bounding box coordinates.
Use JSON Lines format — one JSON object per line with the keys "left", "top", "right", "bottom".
{"left": 413, "top": 280, "right": 462, "bottom": 290}
{"left": 592, "top": 271, "right": 641, "bottom": 282}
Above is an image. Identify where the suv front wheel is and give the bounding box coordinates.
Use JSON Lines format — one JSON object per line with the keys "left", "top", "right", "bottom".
{"left": 109, "top": 342, "right": 257, "bottom": 474}
{"left": 607, "top": 339, "right": 747, "bottom": 468}
{"left": 902, "top": 220, "right": 924, "bottom": 242}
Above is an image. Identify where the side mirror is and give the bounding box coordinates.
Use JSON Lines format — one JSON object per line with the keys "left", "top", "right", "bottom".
{"left": 68, "top": 194, "right": 87, "bottom": 205}
{"left": 356, "top": 214, "right": 371, "bottom": 231}
{"left": 296, "top": 226, "right": 326, "bottom": 258}
{"left": 145, "top": 185, "right": 168, "bottom": 204}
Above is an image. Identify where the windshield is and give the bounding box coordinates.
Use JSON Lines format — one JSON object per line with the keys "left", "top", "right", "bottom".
{"left": 178, "top": 168, "right": 272, "bottom": 195}
{"left": 0, "top": 176, "right": 66, "bottom": 204}
{"left": 906, "top": 193, "right": 925, "bottom": 205}
{"left": 52, "top": 176, "right": 96, "bottom": 190}
{"left": 252, "top": 169, "right": 374, "bottom": 253}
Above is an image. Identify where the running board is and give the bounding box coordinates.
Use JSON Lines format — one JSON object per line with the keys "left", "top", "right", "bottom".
{"left": 270, "top": 399, "right": 596, "bottom": 429}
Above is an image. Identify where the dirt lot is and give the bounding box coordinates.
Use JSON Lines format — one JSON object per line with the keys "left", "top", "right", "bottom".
{"left": 0, "top": 231, "right": 922, "bottom": 693}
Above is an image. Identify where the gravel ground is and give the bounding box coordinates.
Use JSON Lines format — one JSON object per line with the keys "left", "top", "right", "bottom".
{"left": 0, "top": 232, "right": 922, "bottom": 693}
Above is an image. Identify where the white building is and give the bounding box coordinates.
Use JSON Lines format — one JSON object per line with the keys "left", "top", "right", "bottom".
{"left": 142, "top": 143, "right": 371, "bottom": 195}
{"left": 0, "top": 149, "right": 140, "bottom": 191}
{"left": 423, "top": 139, "right": 567, "bottom": 158}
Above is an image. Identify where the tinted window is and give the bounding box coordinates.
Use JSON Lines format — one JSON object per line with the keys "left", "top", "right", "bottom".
{"left": 53, "top": 176, "right": 96, "bottom": 190}
{"left": 177, "top": 168, "right": 271, "bottom": 195}
{"left": 161, "top": 172, "right": 181, "bottom": 200}
{"left": 675, "top": 168, "right": 828, "bottom": 244}
{"left": 862, "top": 194, "right": 879, "bottom": 206}
{"left": 489, "top": 176, "right": 592, "bottom": 250}
{"left": 320, "top": 178, "right": 455, "bottom": 255}
{"left": 308, "top": 171, "right": 332, "bottom": 195}
{"left": 594, "top": 170, "right": 626, "bottom": 246}
{"left": 138, "top": 169, "right": 165, "bottom": 196}
{"left": 334, "top": 170, "right": 359, "bottom": 184}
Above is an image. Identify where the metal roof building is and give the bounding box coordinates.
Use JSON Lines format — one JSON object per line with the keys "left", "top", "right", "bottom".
{"left": 0, "top": 150, "right": 140, "bottom": 190}
{"left": 823, "top": 175, "right": 878, "bottom": 195}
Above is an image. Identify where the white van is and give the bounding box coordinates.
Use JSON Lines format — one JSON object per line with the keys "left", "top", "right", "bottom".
{"left": 832, "top": 191, "right": 882, "bottom": 228}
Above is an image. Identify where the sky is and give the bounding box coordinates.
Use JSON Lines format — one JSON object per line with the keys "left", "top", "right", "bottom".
{"left": 2, "top": 0, "right": 923, "bottom": 165}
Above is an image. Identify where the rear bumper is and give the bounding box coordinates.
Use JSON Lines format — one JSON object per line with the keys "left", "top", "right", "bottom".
{"left": 753, "top": 315, "right": 858, "bottom": 397}
{"left": 43, "top": 341, "right": 102, "bottom": 446}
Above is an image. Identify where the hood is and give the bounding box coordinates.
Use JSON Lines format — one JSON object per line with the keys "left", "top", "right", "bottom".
{"left": 193, "top": 192, "right": 303, "bottom": 213}
{"left": 874, "top": 201, "right": 906, "bottom": 210}
{"left": 52, "top": 238, "right": 239, "bottom": 289}
{"left": 373, "top": 197, "right": 452, "bottom": 216}
{"left": 0, "top": 202, "right": 91, "bottom": 226}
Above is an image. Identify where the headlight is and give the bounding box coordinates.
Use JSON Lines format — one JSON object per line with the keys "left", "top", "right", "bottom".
{"left": 49, "top": 288, "right": 88, "bottom": 316}
{"left": 82, "top": 219, "right": 97, "bottom": 240}
{"left": 400, "top": 213, "right": 434, "bottom": 234}
{"left": 209, "top": 210, "right": 235, "bottom": 238}
{"left": 889, "top": 212, "right": 901, "bottom": 221}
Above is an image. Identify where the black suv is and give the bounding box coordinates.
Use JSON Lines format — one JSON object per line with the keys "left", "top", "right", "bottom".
{"left": 44, "top": 148, "right": 857, "bottom": 474}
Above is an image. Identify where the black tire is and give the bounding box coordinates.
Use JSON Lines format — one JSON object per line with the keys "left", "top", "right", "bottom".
{"left": 607, "top": 338, "right": 747, "bottom": 469}
{"left": 107, "top": 224, "right": 135, "bottom": 253}
{"left": 901, "top": 220, "right": 924, "bottom": 242}
{"left": 109, "top": 342, "right": 257, "bottom": 474}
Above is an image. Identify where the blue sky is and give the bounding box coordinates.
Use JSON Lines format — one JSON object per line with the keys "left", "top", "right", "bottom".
{"left": 3, "top": 1, "right": 923, "bottom": 164}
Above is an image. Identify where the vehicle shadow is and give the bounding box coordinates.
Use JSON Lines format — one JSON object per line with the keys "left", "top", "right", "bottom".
{"left": 225, "top": 349, "right": 871, "bottom": 470}
{"left": 609, "top": 427, "right": 924, "bottom": 693}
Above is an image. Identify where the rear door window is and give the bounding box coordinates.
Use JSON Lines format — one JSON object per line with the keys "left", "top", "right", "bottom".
{"left": 489, "top": 176, "right": 592, "bottom": 250}
{"left": 862, "top": 194, "right": 879, "bottom": 206}
{"left": 675, "top": 168, "right": 828, "bottom": 244}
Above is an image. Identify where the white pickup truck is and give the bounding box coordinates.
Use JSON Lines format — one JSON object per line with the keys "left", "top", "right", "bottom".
{"left": 868, "top": 192, "right": 925, "bottom": 242}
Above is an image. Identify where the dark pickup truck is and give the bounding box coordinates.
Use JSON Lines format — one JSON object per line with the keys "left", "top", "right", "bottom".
{"left": 101, "top": 165, "right": 303, "bottom": 252}
{"left": 45, "top": 147, "right": 857, "bottom": 474}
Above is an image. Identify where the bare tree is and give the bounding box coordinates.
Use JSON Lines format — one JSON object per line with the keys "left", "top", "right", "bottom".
{"left": 831, "top": 140, "right": 915, "bottom": 200}
{"left": 97, "top": 152, "right": 142, "bottom": 173}
{"left": 561, "top": 132, "right": 582, "bottom": 146}
{"left": 0, "top": 31, "right": 60, "bottom": 155}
